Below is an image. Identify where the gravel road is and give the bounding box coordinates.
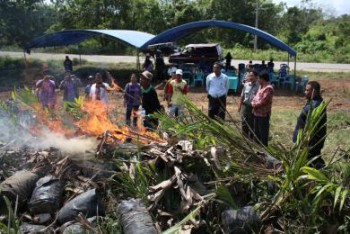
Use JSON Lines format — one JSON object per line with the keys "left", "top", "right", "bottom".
{"left": 1, "top": 51, "right": 350, "bottom": 72}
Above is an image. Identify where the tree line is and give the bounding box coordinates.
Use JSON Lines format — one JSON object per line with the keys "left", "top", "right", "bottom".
{"left": 0, "top": 0, "right": 349, "bottom": 62}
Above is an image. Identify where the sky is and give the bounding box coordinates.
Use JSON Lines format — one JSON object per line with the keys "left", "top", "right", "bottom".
{"left": 272, "top": 0, "right": 350, "bottom": 16}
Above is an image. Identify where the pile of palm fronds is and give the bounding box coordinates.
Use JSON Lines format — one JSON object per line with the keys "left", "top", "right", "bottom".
{"left": 2, "top": 88, "right": 350, "bottom": 233}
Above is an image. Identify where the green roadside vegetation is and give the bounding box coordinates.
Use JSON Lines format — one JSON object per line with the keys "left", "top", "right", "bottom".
{"left": 1, "top": 1, "right": 350, "bottom": 63}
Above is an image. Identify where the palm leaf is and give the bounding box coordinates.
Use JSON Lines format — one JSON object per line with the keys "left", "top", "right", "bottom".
{"left": 162, "top": 205, "right": 202, "bottom": 234}
{"left": 314, "top": 183, "right": 334, "bottom": 200}
{"left": 301, "top": 166, "right": 328, "bottom": 182}
{"left": 340, "top": 189, "right": 349, "bottom": 212}
{"left": 334, "top": 186, "right": 342, "bottom": 210}
{"left": 215, "top": 183, "right": 238, "bottom": 209}
{"left": 156, "top": 96, "right": 278, "bottom": 180}
{"left": 3, "top": 195, "right": 20, "bottom": 234}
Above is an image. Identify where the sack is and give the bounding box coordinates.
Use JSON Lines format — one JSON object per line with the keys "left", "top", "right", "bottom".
{"left": 28, "top": 175, "right": 65, "bottom": 215}
{"left": 0, "top": 170, "right": 40, "bottom": 209}
{"left": 57, "top": 188, "right": 105, "bottom": 224}
{"left": 117, "top": 199, "right": 157, "bottom": 234}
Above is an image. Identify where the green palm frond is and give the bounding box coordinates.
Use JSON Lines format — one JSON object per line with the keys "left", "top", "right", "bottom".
{"left": 1, "top": 196, "right": 20, "bottom": 234}
{"left": 11, "top": 86, "right": 38, "bottom": 107}
{"left": 64, "top": 96, "right": 85, "bottom": 119}
{"left": 162, "top": 204, "right": 202, "bottom": 234}
{"left": 156, "top": 97, "right": 278, "bottom": 180}
{"left": 111, "top": 160, "right": 154, "bottom": 201}
{"left": 295, "top": 99, "right": 330, "bottom": 148}
{"left": 214, "top": 183, "right": 238, "bottom": 209}
{"left": 339, "top": 189, "right": 349, "bottom": 212}
{"left": 301, "top": 166, "right": 328, "bottom": 182}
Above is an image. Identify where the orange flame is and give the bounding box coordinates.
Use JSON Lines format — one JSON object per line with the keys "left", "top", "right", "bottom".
{"left": 110, "top": 78, "right": 123, "bottom": 92}
{"left": 22, "top": 86, "right": 164, "bottom": 144}
{"left": 75, "top": 100, "right": 164, "bottom": 144}
{"left": 28, "top": 103, "right": 76, "bottom": 137}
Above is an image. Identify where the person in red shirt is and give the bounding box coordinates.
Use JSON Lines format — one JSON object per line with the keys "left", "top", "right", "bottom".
{"left": 167, "top": 69, "right": 188, "bottom": 119}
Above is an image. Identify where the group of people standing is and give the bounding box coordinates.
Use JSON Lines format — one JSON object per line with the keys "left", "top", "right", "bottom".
{"left": 203, "top": 61, "right": 326, "bottom": 168}
{"left": 123, "top": 70, "right": 162, "bottom": 129}
{"left": 238, "top": 70, "right": 273, "bottom": 146}
{"left": 36, "top": 56, "right": 327, "bottom": 168}
{"left": 205, "top": 62, "right": 274, "bottom": 147}
{"left": 238, "top": 67, "right": 326, "bottom": 168}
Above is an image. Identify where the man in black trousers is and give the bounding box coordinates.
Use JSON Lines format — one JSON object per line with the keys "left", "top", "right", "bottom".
{"left": 205, "top": 62, "right": 229, "bottom": 120}
{"left": 293, "top": 81, "right": 327, "bottom": 169}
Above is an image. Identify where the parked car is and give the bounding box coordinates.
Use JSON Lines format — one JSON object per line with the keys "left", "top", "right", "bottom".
{"left": 168, "top": 43, "right": 223, "bottom": 64}
{"left": 147, "top": 42, "right": 179, "bottom": 56}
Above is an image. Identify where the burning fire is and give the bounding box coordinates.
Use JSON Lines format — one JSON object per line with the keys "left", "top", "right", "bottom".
{"left": 75, "top": 100, "right": 165, "bottom": 144}
{"left": 12, "top": 77, "right": 165, "bottom": 147}
{"left": 24, "top": 103, "right": 76, "bottom": 138}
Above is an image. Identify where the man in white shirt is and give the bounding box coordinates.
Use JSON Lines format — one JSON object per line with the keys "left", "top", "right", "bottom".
{"left": 206, "top": 62, "right": 229, "bottom": 120}
{"left": 89, "top": 73, "right": 112, "bottom": 105}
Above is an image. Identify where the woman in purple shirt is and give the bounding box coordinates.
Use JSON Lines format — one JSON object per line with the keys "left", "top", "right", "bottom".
{"left": 124, "top": 73, "right": 142, "bottom": 127}
{"left": 36, "top": 75, "right": 56, "bottom": 110}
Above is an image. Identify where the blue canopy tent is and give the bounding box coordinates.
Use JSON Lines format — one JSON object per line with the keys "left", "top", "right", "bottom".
{"left": 141, "top": 20, "right": 297, "bottom": 73}
{"left": 25, "top": 29, "right": 155, "bottom": 50}
{"left": 25, "top": 29, "right": 155, "bottom": 69}
{"left": 141, "top": 20, "right": 296, "bottom": 57}
{"left": 25, "top": 20, "right": 296, "bottom": 71}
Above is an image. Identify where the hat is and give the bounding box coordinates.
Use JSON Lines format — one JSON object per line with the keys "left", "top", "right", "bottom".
{"left": 175, "top": 69, "right": 183, "bottom": 75}
{"left": 141, "top": 70, "right": 153, "bottom": 81}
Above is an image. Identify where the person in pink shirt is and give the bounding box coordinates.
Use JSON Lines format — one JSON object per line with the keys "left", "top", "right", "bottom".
{"left": 251, "top": 71, "right": 274, "bottom": 146}
{"left": 36, "top": 71, "right": 56, "bottom": 110}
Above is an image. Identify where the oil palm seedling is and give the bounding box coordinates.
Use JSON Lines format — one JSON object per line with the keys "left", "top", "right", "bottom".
{"left": 149, "top": 97, "right": 350, "bottom": 232}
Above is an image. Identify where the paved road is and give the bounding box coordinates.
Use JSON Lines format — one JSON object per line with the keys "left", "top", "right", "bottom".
{"left": 2, "top": 51, "right": 350, "bottom": 72}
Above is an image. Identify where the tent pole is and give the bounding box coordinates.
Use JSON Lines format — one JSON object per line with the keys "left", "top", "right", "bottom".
{"left": 23, "top": 50, "right": 27, "bottom": 66}
{"left": 137, "top": 49, "right": 140, "bottom": 72}
{"left": 294, "top": 56, "right": 297, "bottom": 78}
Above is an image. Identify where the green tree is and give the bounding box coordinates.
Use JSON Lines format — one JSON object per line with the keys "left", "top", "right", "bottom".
{"left": 280, "top": 6, "right": 323, "bottom": 45}
{"left": 0, "top": 0, "right": 55, "bottom": 48}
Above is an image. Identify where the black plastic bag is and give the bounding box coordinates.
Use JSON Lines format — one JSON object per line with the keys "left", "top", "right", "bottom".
{"left": 117, "top": 199, "right": 157, "bottom": 234}
{"left": 28, "top": 175, "right": 65, "bottom": 215}
{"left": 57, "top": 188, "right": 105, "bottom": 224}
{"left": 0, "top": 170, "right": 39, "bottom": 209}
{"left": 221, "top": 206, "right": 260, "bottom": 234}
{"left": 19, "top": 223, "right": 47, "bottom": 234}
{"left": 62, "top": 216, "right": 97, "bottom": 234}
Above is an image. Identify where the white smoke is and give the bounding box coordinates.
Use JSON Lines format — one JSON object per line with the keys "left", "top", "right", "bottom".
{"left": 0, "top": 109, "right": 98, "bottom": 155}
{"left": 36, "top": 130, "right": 98, "bottom": 155}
